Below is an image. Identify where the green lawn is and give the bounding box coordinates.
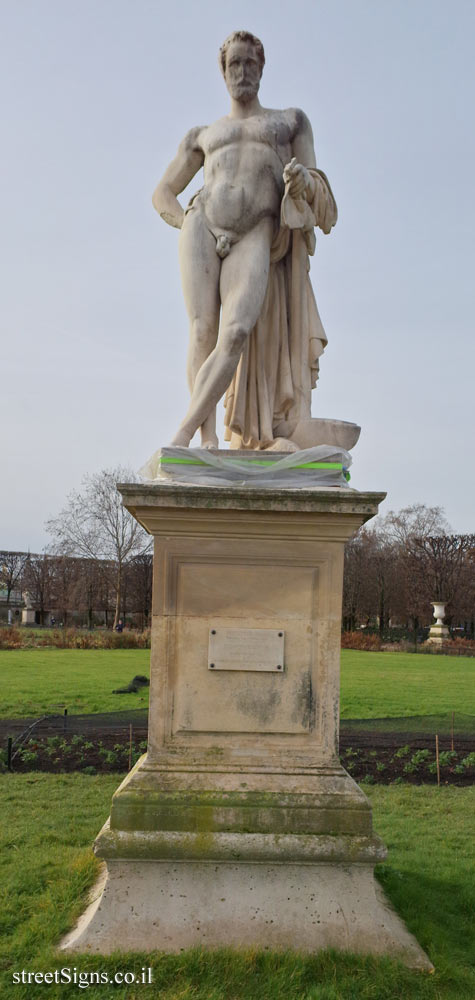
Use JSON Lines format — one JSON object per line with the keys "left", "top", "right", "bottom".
{"left": 0, "top": 775, "right": 473, "bottom": 999}
{"left": 340, "top": 650, "right": 475, "bottom": 719}
{"left": 0, "top": 648, "right": 474, "bottom": 721}
{"left": 0, "top": 650, "right": 150, "bottom": 718}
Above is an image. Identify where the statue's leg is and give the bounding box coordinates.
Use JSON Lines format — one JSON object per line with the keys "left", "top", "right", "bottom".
{"left": 178, "top": 208, "right": 221, "bottom": 448}
{"left": 171, "top": 219, "right": 273, "bottom": 447}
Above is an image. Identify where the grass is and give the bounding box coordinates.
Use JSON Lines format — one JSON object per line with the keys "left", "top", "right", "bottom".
{"left": 340, "top": 651, "right": 475, "bottom": 719}
{"left": 0, "top": 650, "right": 150, "bottom": 718}
{"left": 1, "top": 648, "right": 474, "bottom": 722}
{"left": 0, "top": 774, "right": 473, "bottom": 998}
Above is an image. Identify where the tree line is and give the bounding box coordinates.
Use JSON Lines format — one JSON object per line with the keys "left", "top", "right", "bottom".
{"left": 343, "top": 504, "right": 475, "bottom": 637}
{"left": 1, "top": 467, "right": 152, "bottom": 629}
{"left": 0, "top": 550, "right": 153, "bottom": 630}
{"left": 2, "top": 471, "right": 474, "bottom": 636}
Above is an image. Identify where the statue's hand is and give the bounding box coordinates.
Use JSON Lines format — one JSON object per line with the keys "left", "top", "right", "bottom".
{"left": 152, "top": 180, "right": 185, "bottom": 230}
{"left": 160, "top": 209, "right": 184, "bottom": 230}
{"left": 283, "top": 158, "right": 312, "bottom": 199}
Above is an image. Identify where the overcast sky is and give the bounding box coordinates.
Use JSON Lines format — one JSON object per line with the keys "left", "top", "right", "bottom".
{"left": 1, "top": 0, "right": 474, "bottom": 551}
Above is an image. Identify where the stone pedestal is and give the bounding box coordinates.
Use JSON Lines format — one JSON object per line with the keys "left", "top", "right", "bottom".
{"left": 21, "top": 607, "right": 36, "bottom": 625}
{"left": 61, "top": 481, "right": 432, "bottom": 970}
{"left": 426, "top": 601, "right": 450, "bottom": 645}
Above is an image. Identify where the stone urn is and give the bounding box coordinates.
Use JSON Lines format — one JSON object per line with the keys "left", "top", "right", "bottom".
{"left": 432, "top": 602, "right": 446, "bottom": 626}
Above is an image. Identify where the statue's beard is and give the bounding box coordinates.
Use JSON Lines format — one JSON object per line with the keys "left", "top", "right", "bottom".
{"left": 228, "top": 81, "right": 259, "bottom": 102}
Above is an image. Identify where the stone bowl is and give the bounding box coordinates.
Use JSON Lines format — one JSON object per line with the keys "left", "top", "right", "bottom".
{"left": 291, "top": 418, "right": 361, "bottom": 452}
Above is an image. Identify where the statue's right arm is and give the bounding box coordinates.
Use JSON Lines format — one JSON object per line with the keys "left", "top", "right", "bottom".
{"left": 152, "top": 127, "right": 205, "bottom": 229}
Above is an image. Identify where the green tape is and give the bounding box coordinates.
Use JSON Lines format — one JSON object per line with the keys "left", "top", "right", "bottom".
{"left": 160, "top": 457, "right": 207, "bottom": 465}
{"left": 294, "top": 462, "right": 343, "bottom": 470}
{"left": 161, "top": 456, "right": 281, "bottom": 467}
{"left": 160, "top": 456, "right": 345, "bottom": 474}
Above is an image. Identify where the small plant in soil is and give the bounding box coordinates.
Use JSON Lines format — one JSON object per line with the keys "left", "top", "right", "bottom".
{"left": 429, "top": 750, "right": 457, "bottom": 773}
{"left": 454, "top": 751, "right": 475, "bottom": 773}
{"left": 403, "top": 749, "right": 431, "bottom": 774}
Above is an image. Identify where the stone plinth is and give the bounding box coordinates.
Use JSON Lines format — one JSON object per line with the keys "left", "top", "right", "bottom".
{"left": 426, "top": 601, "right": 450, "bottom": 645}
{"left": 60, "top": 481, "right": 432, "bottom": 970}
{"left": 426, "top": 626, "right": 450, "bottom": 645}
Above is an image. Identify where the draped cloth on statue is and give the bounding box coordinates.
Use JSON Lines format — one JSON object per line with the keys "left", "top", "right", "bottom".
{"left": 223, "top": 168, "right": 337, "bottom": 450}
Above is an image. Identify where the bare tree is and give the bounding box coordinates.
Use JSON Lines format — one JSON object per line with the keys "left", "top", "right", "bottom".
{"left": 50, "top": 555, "right": 80, "bottom": 626}
{"left": 410, "top": 534, "right": 475, "bottom": 622}
{"left": 0, "top": 551, "right": 30, "bottom": 607}
{"left": 454, "top": 544, "right": 475, "bottom": 637}
{"left": 71, "top": 557, "right": 109, "bottom": 628}
{"left": 343, "top": 504, "right": 475, "bottom": 638}
{"left": 343, "top": 531, "right": 378, "bottom": 631}
{"left": 344, "top": 505, "right": 475, "bottom": 640}
{"left": 46, "top": 467, "right": 151, "bottom": 629}
{"left": 376, "top": 503, "right": 450, "bottom": 548}
{"left": 343, "top": 528, "right": 400, "bottom": 634}
{"left": 22, "top": 553, "right": 55, "bottom": 625}
{"left": 372, "top": 504, "right": 452, "bottom": 635}
{"left": 125, "top": 552, "right": 153, "bottom": 628}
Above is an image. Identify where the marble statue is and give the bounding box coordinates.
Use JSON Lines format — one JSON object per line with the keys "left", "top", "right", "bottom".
{"left": 153, "top": 30, "right": 337, "bottom": 451}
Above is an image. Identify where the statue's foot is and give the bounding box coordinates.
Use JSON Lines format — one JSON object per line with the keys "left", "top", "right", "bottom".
{"left": 170, "top": 428, "right": 192, "bottom": 447}
{"left": 264, "top": 437, "right": 300, "bottom": 453}
{"left": 200, "top": 433, "right": 219, "bottom": 450}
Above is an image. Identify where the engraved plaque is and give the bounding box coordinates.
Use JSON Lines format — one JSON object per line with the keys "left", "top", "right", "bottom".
{"left": 208, "top": 627, "right": 285, "bottom": 672}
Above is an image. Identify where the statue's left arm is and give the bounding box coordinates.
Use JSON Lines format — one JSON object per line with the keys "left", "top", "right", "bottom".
{"left": 288, "top": 110, "right": 317, "bottom": 201}
{"left": 285, "top": 109, "right": 337, "bottom": 238}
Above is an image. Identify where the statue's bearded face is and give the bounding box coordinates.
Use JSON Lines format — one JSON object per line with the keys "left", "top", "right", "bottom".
{"left": 224, "top": 40, "right": 262, "bottom": 102}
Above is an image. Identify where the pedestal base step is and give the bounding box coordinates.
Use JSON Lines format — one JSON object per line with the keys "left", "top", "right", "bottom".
{"left": 60, "top": 858, "right": 433, "bottom": 971}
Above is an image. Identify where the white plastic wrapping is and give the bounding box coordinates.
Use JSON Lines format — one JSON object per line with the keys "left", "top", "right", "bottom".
{"left": 139, "top": 445, "right": 352, "bottom": 489}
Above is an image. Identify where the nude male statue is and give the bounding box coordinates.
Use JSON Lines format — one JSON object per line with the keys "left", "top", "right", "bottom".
{"left": 153, "top": 30, "right": 336, "bottom": 450}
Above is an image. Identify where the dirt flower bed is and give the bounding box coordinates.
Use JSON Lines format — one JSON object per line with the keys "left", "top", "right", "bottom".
{"left": 2, "top": 734, "right": 474, "bottom": 784}
{"left": 341, "top": 744, "right": 475, "bottom": 786}
{"left": 2, "top": 733, "right": 148, "bottom": 775}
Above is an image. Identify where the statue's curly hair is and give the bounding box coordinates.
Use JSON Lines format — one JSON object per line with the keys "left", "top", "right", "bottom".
{"left": 219, "top": 31, "right": 265, "bottom": 76}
